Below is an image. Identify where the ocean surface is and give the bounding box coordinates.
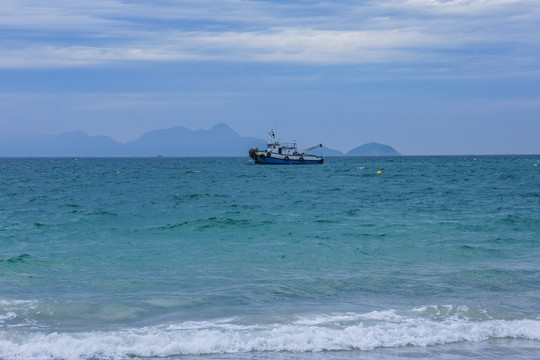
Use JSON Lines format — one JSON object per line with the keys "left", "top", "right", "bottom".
{"left": 0, "top": 156, "right": 539, "bottom": 360}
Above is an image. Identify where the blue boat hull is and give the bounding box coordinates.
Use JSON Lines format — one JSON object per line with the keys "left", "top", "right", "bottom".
{"left": 249, "top": 149, "right": 324, "bottom": 165}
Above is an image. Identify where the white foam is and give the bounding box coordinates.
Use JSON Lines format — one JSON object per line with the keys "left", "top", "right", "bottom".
{"left": 0, "top": 312, "right": 17, "bottom": 322}
{"left": 1, "top": 309, "right": 539, "bottom": 359}
{"left": 0, "top": 299, "right": 40, "bottom": 328}
{"left": 0, "top": 299, "right": 38, "bottom": 308}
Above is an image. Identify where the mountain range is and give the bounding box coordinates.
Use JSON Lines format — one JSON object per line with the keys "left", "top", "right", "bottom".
{"left": 0, "top": 123, "right": 401, "bottom": 157}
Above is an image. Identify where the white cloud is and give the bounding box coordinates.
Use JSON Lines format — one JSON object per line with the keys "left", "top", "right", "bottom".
{"left": 188, "top": 28, "right": 442, "bottom": 63}
{"left": 0, "top": 0, "right": 124, "bottom": 31}
{"left": 0, "top": 45, "right": 199, "bottom": 68}
{"left": 0, "top": 28, "right": 449, "bottom": 68}
{"left": 396, "top": 0, "right": 534, "bottom": 15}
{"left": 0, "top": 0, "right": 538, "bottom": 75}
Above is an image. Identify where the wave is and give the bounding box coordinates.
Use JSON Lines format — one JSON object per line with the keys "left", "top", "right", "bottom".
{"left": 152, "top": 216, "right": 264, "bottom": 232}
{"left": 0, "top": 254, "right": 32, "bottom": 264}
{"left": 1, "top": 306, "right": 539, "bottom": 359}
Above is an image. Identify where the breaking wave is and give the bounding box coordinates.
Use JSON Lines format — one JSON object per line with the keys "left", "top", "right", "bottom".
{"left": 1, "top": 307, "right": 539, "bottom": 359}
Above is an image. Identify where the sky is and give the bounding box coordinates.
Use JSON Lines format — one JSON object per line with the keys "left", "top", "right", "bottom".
{"left": 1, "top": 0, "right": 539, "bottom": 155}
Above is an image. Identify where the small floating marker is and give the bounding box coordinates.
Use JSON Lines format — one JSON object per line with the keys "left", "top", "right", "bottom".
{"left": 377, "top": 170, "right": 382, "bottom": 175}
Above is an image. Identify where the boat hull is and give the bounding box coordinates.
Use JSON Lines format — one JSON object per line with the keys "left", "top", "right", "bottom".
{"left": 249, "top": 149, "right": 323, "bottom": 165}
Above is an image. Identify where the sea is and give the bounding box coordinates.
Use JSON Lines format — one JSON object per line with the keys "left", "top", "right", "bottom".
{"left": 0, "top": 156, "right": 539, "bottom": 360}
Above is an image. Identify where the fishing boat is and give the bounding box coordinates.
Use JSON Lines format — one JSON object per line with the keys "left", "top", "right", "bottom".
{"left": 249, "top": 130, "right": 324, "bottom": 164}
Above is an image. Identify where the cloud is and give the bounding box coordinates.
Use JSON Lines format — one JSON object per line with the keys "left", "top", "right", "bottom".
{"left": 0, "top": 28, "right": 447, "bottom": 68}
{"left": 0, "top": 46, "right": 197, "bottom": 68}
{"left": 395, "top": 0, "right": 534, "bottom": 15}
{"left": 188, "top": 28, "right": 443, "bottom": 63}
{"left": 0, "top": 0, "right": 539, "bottom": 77}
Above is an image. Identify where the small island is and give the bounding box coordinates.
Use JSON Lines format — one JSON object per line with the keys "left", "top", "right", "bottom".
{"left": 346, "top": 142, "right": 401, "bottom": 156}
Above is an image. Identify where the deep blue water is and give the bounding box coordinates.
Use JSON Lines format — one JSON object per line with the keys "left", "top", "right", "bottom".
{"left": 1, "top": 156, "right": 539, "bottom": 359}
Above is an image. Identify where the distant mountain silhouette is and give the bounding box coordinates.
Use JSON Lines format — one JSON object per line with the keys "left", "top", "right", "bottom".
{"left": 0, "top": 124, "right": 265, "bottom": 157}
{"left": 0, "top": 124, "right": 399, "bottom": 157}
{"left": 346, "top": 142, "right": 401, "bottom": 156}
{"left": 0, "top": 131, "right": 122, "bottom": 157}
{"left": 309, "top": 146, "right": 344, "bottom": 156}
{"left": 122, "top": 123, "right": 263, "bottom": 156}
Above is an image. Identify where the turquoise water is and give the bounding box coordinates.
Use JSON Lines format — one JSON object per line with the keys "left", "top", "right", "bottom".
{"left": 1, "top": 156, "right": 539, "bottom": 359}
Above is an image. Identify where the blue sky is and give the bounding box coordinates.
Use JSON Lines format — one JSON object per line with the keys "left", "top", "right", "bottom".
{"left": 1, "top": 0, "right": 539, "bottom": 155}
